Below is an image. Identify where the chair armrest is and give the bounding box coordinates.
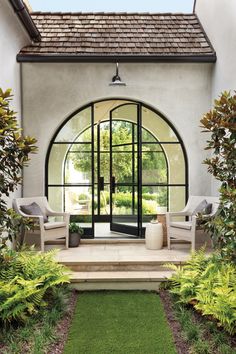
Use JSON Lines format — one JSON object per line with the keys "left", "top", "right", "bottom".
{"left": 18, "top": 214, "right": 44, "bottom": 228}
{"left": 46, "top": 210, "right": 70, "bottom": 225}
{"left": 166, "top": 211, "right": 191, "bottom": 217}
{"left": 46, "top": 211, "right": 67, "bottom": 216}
{"left": 166, "top": 211, "right": 192, "bottom": 228}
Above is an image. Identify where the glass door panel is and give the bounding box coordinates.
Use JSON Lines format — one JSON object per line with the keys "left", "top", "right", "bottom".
{"left": 110, "top": 104, "right": 140, "bottom": 236}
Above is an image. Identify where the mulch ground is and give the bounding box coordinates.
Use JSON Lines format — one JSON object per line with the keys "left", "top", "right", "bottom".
{"left": 159, "top": 289, "right": 190, "bottom": 354}
{"left": 47, "top": 289, "right": 78, "bottom": 354}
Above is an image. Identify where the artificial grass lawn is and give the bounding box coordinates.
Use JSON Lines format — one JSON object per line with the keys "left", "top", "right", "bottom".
{"left": 64, "top": 291, "right": 177, "bottom": 354}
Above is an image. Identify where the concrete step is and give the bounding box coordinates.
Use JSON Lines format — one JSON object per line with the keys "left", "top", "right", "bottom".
{"left": 63, "top": 261, "right": 177, "bottom": 272}
{"left": 69, "top": 270, "right": 174, "bottom": 291}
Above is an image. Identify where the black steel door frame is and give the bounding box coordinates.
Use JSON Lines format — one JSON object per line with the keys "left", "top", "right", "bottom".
{"left": 46, "top": 98, "right": 189, "bottom": 239}
{"left": 109, "top": 103, "right": 142, "bottom": 237}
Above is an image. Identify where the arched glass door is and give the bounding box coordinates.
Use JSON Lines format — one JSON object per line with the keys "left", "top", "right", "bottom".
{"left": 110, "top": 103, "right": 141, "bottom": 236}
{"left": 46, "top": 99, "right": 188, "bottom": 238}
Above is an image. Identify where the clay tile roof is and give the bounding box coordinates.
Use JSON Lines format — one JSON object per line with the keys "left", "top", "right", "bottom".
{"left": 18, "top": 12, "right": 216, "bottom": 61}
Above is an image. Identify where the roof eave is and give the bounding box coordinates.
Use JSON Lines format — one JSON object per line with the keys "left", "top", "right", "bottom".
{"left": 8, "top": 0, "right": 41, "bottom": 42}
{"left": 17, "top": 53, "right": 217, "bottom": 63}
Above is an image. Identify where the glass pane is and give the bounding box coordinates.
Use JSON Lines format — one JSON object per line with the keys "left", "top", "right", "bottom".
{"left": 111, "top": 104, "right": 138, "bottom": 125}
{"left": 66, "top": 189, "right": 93, "bottom": 235}
{"left": 70, "top": 143, "right": 91, "bottom": 152}
{"left": 142, "top": 148, "right": 167, "bottom": 184}
{"left": 99, "top": 185, "right": 110, "bottom": 216}
{"left": 162, "top": 144, "right": 186, "bottom": 184}
{"left": 112, "top": 144, "right": 133, "bottom": 152}
{"left": 169, "top": 187, "right": 186, "bottom": 212}
{"left": 100, "top": 152, "right": 110, "bottom": 183}
{"left": 112, "top": 186, "right": 138, "bottom": 226}
{"left": 48, "top": 144, "right": 70, "bottom": 185}
{"left": 142, "top": 143, "right": 162, "bottom": 152}
{"left": 142, "top": 128, "right": 157, "bottom": 143}
{"left": 48, "top": 186, "right": 64, "bottom": 213}
{"left": 99, "top": 121, "right": 110, "bottom": 152}
{"left": 142, "top": 186, "right": 168, "bottom": 223}
{"left": 111, "top": 120, "right": 133, "bottom": 145}
{"left": 94, "top": 100, "right": 133, "bottom": 124}
{"left": 65, "top": 152, "right": 92, "bottom": 184}
{"left": 112, "top": 152, "right": 134, "bottom": 184}
{"left": 64, "top": 186, "right": 92, "bottom": 216}
{"left": 142, "top": 107, "right": 178, "bottom": 142}
{"left": 55, "top": 107, "right": 92, "bottom": 142}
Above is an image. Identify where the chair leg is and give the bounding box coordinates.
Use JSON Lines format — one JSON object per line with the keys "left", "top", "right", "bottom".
{"left": 65, "top": 232, "right": 69, "bottom": 249}
{"left": 40, "top": 235, "right": 44, "bottom": 252}
{"left": 167, "top": 233, "right": 171, "bottom": 250}
{"left": 191, "top": 234, "right": 196, "bottom": 251}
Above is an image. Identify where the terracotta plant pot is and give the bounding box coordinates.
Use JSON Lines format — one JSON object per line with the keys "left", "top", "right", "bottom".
{"left": 69, "top": 232, "right": 81, "bottom": 247}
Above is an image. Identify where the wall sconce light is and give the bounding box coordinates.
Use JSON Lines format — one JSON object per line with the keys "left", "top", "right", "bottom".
{"left": 109, "top": 62, "right": 126, "bottom": 86}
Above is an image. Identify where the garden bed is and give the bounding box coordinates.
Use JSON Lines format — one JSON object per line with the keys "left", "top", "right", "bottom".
{"left": 0, "top": 288, "right": 77, "bottom": 354}
{"left": 160, "top": 289, "right": 236, "bottom": 354}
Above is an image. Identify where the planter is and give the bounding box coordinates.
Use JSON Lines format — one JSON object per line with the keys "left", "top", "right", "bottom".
{"left": 69, "top": 232, "right": 81, "bottom": 247}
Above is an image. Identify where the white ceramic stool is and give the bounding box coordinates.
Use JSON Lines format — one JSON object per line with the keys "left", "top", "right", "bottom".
{"left": 145, "top": 222, "right": 163, "bottom": 250}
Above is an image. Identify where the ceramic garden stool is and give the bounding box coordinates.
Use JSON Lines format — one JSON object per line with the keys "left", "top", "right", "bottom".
{"left": 145, "top": 221, "right": 163, "bottom": 250}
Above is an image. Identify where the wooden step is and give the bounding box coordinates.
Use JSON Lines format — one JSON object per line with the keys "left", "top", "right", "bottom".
{"left": 69, "top": 270, "right": 174, "bottom": 291}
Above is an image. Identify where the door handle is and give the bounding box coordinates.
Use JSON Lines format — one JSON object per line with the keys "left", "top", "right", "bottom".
{"left": 111, "top": 176, "right": 115, "bottom": 193}
{"left": 98, "top": 176, "right": 104, "bottom": 191}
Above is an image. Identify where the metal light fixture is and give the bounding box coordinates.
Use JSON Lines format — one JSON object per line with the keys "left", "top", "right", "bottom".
{"left": 109, "top": 62, "right": 126, "bottom": 86}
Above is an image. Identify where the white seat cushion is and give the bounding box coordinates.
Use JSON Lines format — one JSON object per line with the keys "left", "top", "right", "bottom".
{"left": 44, "top": 221, "right": 66, "bottom": 230}
{"left": 170, "top": 221, "right": 192, "bottom": 230}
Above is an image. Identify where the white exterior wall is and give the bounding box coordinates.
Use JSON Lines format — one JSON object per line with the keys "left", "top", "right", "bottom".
{"left": 196, "top": 0, "right": 236, "bottom": 194}
{"left": 22, "top": 62, "right": 213, "bottom": 199}
{"left": 196, "top": 0, "right": 236, "bottom": 99}
{"left": 0, "top": 0, "right": 30, "bottom": 202}
{"left": 0, "top": 0, "right": 30, "bottom": 112}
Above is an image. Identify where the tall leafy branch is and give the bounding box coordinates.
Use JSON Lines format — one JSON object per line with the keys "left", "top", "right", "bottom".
{"left": 200, "top": 91, "right": 236, "bottom": 261}
{"left": 0, "top": 88, "right": 37, "bottom": 249}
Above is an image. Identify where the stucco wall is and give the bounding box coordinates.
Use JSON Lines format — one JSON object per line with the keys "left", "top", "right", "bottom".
{"left": 0, "top": 0, "right": 30, "bottom": 202}
{"left": 196, "top": 0, "right": 236, "bottom": 99}
{"left": 196, "top": 0, "right": 236, "bottom": 194}
{"left": 22, "top": 62, "right": 213, "bottom": 199}
{"left": 0, "top": 0, "right": 30, "bottom": 112}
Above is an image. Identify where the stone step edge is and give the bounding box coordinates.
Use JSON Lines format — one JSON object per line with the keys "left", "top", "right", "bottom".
{"left": 59, "top": 260, "right": 185, "bottom": 266}
{"left": 69, "top": 270, "right": 174, "bottom": 283}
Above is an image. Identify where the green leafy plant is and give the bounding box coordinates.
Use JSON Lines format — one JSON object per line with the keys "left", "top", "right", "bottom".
{"left": 166, "top": 250, "right": 236, "bottom": 335}
{"left": 0, "top": 286, "right": 71, "bottom": 354}
{"left": 0, "top": 88, "right": 37, "bottom": 250}
{"left": 0, "top": 248, "right": 69, "bottom": 325}
{"left": 200, "top": 91, "right": 236, "bottom": 261}
{"left": 69, "top": 222, "right": 83, "bottom": 235}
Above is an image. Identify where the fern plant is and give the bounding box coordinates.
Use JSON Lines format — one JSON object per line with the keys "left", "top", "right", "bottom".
{"left": 0, "top": 249, "right": 69, "bottom": 325}
{"left": 166, "top": 250, "right": 236, "bottom": 335}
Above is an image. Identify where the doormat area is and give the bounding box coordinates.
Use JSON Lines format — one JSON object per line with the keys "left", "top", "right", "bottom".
{"left": 63, "top": 291, "right": 177, "bottom": 354}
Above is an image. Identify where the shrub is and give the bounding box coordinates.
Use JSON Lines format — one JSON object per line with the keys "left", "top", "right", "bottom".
{"left": 114, "top": 192, "right": 157, "bottom": 214}
{"left": 0, "top": 88, "right": 37, "bottom": 249}
{"left": 200, "top": 91, "right": 236, "bottom": 261}
{"left": 166, "top": 249, "right": 236, "bottom": 335}
{"left": 0, "top": 249, "right": 69, "bottom": 325}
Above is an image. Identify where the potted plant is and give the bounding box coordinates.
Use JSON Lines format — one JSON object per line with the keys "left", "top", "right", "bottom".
{"left": 69, "top": 223, "right": 83, "bottom": 247}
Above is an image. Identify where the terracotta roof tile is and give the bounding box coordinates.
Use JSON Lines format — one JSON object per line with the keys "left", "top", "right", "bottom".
{"left": 18, "top": 12, "right": 215, "bottom": 59}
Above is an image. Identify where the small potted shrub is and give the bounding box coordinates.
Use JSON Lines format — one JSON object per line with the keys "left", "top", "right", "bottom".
{"left": 69, "top": 223, "right": 83, "bottom": 247}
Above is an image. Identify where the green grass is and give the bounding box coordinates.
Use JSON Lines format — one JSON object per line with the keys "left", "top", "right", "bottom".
{"left": 63, "top": 291, "right": 177, "bottom": 354}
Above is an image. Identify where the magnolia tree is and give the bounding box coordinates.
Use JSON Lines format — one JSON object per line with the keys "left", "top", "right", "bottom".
{"left": 200, "top": 91, "right": 236, "bottom": 261}
{"left": 0, "top": 88, "right": 37, "bottom": 250}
